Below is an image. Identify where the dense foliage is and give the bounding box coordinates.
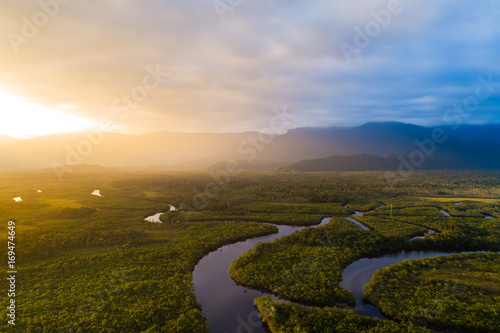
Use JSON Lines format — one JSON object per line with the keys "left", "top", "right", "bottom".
{"left": 355, "top": 215, "right": 428, "bottom": 238}
{"left": 255, "top": 296, "right": 430, "bottom": 333}
{"left": 364, "top": 253, "right": 500, "bottom": 332}
{"left": 231, "top": 217, "right": 415, "bottom": 305}
{"left": 0, "top": 222, "right": 276, "bottom": 332}
{"left": 161, "top": 210, "right": 327, "bottom": 226}
{"left": 0, "top": 169, "right": 499, "bottom": 332}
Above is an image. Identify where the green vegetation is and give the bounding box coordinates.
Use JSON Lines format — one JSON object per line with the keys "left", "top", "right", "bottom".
{"left": 355, "top": 216, "right": 428, "bottom": 238}
{"left": 364, "top": 253, "right": 500, "bottom": 333}
{"left": 418, "top": 196, "right": 499, "bottom": 204}
{"left": 255, "top": 296, "right": 430, "bottom": 333}
{"left": 230, "top": 198, "right": 499, "bottom": 308}
{"left": 346, "top": 200, "right": 383, "bottom": 212}
{"left": 231, "top": 216, "right": 416, "bottom": 305}
{"left": 44, "top": 198, "right": 84, "bottom": 208}
{"left": 236, "top": 202, "right": 352, "bottom": 215}
{"left": 0, "top": 170, "right": 279, "bottom": 332}
{"left": 0, "top": 169, "right": 499, "bottom": 332}
{"left": 1, "top": 220, "right": 276, "bottom": 332}
{"left": 162, "top": 210, "right": 326, "bottom": 226}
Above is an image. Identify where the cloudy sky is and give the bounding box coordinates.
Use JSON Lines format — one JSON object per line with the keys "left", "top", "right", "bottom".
{"left": 1, "top": 0, "right": 499, "bottom": 138}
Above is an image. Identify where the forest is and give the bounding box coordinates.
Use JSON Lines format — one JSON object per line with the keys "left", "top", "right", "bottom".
{"left": 364, "top": 253, "right": 500, "bottom": 332}
{"left": 0, "top": 169, "right": 498, "bottom": 332}
{"left": 255, "top": 296, "right": 430, "bottom": 333}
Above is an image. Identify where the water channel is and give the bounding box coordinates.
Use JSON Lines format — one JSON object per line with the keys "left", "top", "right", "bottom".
{"left": 192, "top": 208, "right": 458, "bottom": 332}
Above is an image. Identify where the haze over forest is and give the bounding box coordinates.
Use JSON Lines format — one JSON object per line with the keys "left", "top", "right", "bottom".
{"left": 2, "top": 2, "right": 500, "bottom": 333}
{"left": 1, "top": 122, "right": 499, "bottom": 173}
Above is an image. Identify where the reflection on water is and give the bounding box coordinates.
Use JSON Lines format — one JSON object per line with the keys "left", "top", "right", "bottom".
{"left": 91, "top": 190, "right": 103, "bottom": 197}
{"left": 145, "top": 205, "right": 176, "bottom": 223}
{"left": 440, "top": 210, "right": 450, "bottom": 217}
{"left": 145, "top": 212, "right": 164, "bottom": 223}
{"left": 410, "top": 229, "right": 436, "bottom": 242}
{"left": 345, "top": 216, "right": 370, "bottom": 231}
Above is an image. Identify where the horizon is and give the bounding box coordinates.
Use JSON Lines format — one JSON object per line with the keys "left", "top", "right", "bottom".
{"left": 1, "top": 1, "right": 500, "bottom": 139}
{"left": 2, "top": 120, "right": 500, "bottom": 141}
{"left": 2, "top": 2, "right": 500, "bottom": 331}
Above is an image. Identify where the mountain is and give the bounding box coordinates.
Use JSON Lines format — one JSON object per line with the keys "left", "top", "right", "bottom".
{"left": 277, "top": 151, "right": 495, "bottom": 173}
{"left": 211, "top": 122, "right": 499, "bottom": 169}
{"left": 278, "top": 154, "right": 403, "bottom": 172}
{"left": 0, "top": 122, "right": 499, "bottom": 171}
{"left": 441, "top": 124, "right": 500, "bottom": 144}
{"left": 251, "top": 122, "right": 433, "bottom": 162}
{"left": 272, "top": 123, "right": 500, "bottom": 172}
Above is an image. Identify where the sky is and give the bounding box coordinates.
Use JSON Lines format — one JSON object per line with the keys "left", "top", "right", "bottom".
{"left": 1, "top": 0, "right": 500, "bottom": 138}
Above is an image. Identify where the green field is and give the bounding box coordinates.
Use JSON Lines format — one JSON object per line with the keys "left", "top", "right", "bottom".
{"left": 0, "top": 169, "right": 499, "bottom": 332}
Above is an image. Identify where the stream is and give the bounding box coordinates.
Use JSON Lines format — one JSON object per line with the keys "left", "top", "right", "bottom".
{"left": 192, "top": 208, "right": 466, "bottom": 332}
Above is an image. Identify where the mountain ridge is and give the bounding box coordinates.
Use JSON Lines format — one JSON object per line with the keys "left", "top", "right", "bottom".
{"left": 0, "top": 122, "right": 498, "bottom": 171}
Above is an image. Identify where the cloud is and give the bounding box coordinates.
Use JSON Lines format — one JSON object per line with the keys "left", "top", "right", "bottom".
{"left": 0, "top": 0, "right": 499, "bottom": 135}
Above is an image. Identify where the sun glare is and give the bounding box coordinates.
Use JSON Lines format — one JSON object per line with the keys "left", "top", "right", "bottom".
{"left": 0, "top": 91, "right": 96, "bottom": 139}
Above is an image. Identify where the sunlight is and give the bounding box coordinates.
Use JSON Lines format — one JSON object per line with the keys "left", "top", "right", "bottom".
{"left": 0, "top": 91, "right": 96, "bottom": 138}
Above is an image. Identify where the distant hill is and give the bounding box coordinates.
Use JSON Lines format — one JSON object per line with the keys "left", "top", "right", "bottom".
{"left": 0, "top": 131, "right": 258, "bottom": 170}
{"left": 278, "top": 154, "right": 404, "bottom": 172}
{"left": 210, "top": 122, "right": 500, "bottom": 171}
{"left": 441, "top": 124, "right": 500, "bottom": 144}
{"left": 1, "top": 122, "right": 499, "bottom": 171}
{"left": 257, "top": 122, "right": 500, "bottom": 163}
{"left": 277, "top": 151, "right": 495, "bottom": 172}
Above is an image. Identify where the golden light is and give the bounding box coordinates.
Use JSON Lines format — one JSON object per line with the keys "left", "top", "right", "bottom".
{"left": 0, "top": 91, "right": 96, "bottom": 139}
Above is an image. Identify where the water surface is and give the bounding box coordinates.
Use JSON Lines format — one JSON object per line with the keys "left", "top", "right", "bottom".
{"left": 193, "top": 219, "right": 331, "bottom": 333}
{"left": 339, "top": 250, "right": 453, "bottom": 318}
{"left": 440, "top": 210, "right": 450, "bottom": 217}
{"left": 193, "top": 211, "right": 458, "bottom": 332}
{"left": 91, "top": 190, "right": 103, "bottom": 197}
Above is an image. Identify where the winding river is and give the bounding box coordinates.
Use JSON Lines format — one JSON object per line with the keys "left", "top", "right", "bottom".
{"left": 192, "top": 209, "right": 460, "bottom": 332}
{"left": 193, "top": 220, "right": 330, "bottom": 333}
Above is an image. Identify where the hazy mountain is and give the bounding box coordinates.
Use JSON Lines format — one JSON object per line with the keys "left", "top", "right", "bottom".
{"left": 0, "top": 122, "right": 499, "bottom": 171}
{"left": 250, "top": 122, "right": 434, "bottom": 163}
{"left": 278, "top": 154, "right": 399, "bottom": 172}
{"left": 441, "top": 124, "right": 500, "bottom": 144}
{"left": 0, "top": 131, "right": 258, "bottom": 170}
{"left": 212, "top": 122, "right": 499, "bottom": 169}
{"left": 272, "top": 122, "right": 500, "bottom": 172}
{"left": 278, "top": 150, "right": 499, "bottom": 173}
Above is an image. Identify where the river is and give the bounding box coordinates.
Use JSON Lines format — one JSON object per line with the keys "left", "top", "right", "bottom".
{"left": 192, "top": 210, "right": 457, "bottom": 332}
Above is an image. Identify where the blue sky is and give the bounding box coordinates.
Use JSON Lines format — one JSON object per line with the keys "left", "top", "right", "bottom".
{"left": 0, "top": 0, "right": 499, "bottom": 136}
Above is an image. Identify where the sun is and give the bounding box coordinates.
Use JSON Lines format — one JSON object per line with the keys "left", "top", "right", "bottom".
{"left": 0, "top": 91, "right": 96, "bottom": 139}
